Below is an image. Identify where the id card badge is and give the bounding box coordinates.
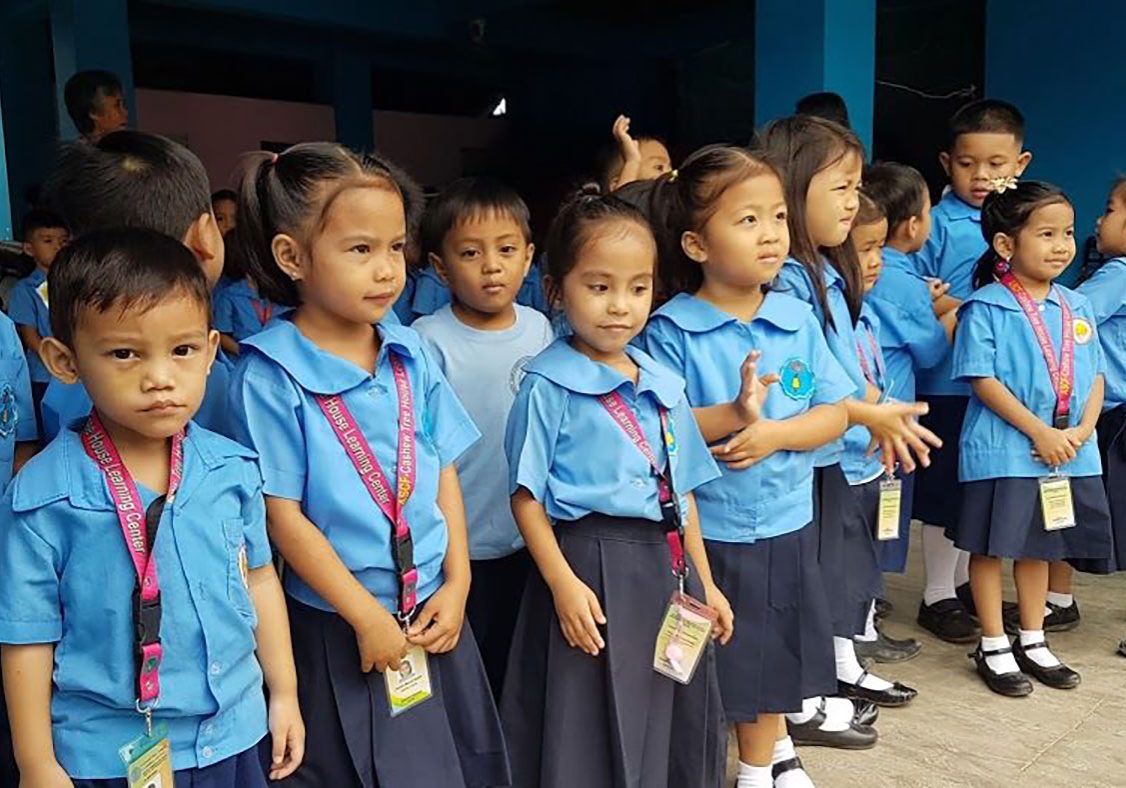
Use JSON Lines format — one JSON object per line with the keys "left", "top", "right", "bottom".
{"left": 877, "top": 477, "right": 903, "bottom": 541}
{"left": 653, "top": 591, "right": 717, "bottom": 685}
{"left": 385, "top": 644, "right": 433, "bottom": 716}
{"left": 1039, "top": 475, "right": 1077, "bottom": 531}
{"left": 119, "top": 722, "right": 173, "bottom": 788}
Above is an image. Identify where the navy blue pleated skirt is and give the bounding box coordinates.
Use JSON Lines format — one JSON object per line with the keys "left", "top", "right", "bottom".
{"left": 71, "top": 745, "right": 267, "bottom": 788}
{"left": 705, "top": 523, "right": 835, "bottom": 721}
{"left": 949, "top": 476, "right": 1112, "bottom": 563}
{"left": 875, "top": 471, "right": 914, "bottom": 573}
{"left": 501, "top": 515, "right": 725, "bottom": 788}
{"left": 281, "top": 596, "right": 510, "bottom": 788}
{"left": 1072, "top": 406, "right": 1126, "bottom": 573}
{"left": 912, "top": 395, "right": 968, "bottom": 528}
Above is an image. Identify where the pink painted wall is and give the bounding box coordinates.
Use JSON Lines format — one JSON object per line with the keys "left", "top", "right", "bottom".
{"left": 135, "top": 88, "right": 507, "bottom": 190}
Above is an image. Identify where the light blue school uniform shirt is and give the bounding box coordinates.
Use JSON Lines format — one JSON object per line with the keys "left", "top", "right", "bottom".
{"left": 229, "top": 318, "right": 480, "bottom": 613}
{"left": 954, "top": 283, "right": 1105, "bottom": 481}
{"left": 912, "top": 192, "right": 986, "bottom": 397}
{"left": 505, "top": 338, "right": 720, "bottom": 523}
{"left": 776, "top": 257, "right": 867, "bottom": 468}
{"left": 0, "top": 313, "right": 37, "bottom": 486}
{"left": 40, "top": 349, "right": 237, "bottom": 442}
{"left": 212, "top": 278, "right": 292, "bottom": 342}
{"left": 0, "top": 423, "right": 270, "bottom": 778}
{"left": 393, "top": 271, "right": 418, "bottom": 324}
{"left": 841, "top": 303, "right": 887, "bottom": 484}
{"left": 7, "top": 267, "right": 51, "bottom": 383}
{"left": 1077, "top": 257, "right": 1126, "bottom": 410}
{"left": 414, "top": 304, "right": 554, "bottom": 560}
{"left": 643, "top": 292, "right": 855, "bottom": 542}
{"left": 867, "top": 247, "right": 948, "bottom": 403}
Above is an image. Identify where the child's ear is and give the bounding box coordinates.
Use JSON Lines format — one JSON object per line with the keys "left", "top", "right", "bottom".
{"left": 40, "top": 337, "right": 80, "bottom": 385}
{"left": 182, "top": 212, "right": 224, "bottom": 287}
{"left": 993, "top": 231, "right": 1016, "bottom": 261}
{"left": 21, "top": 242, "right": 33, "bottom": 257}
{"left": 204, "top": 329, "right": 220, "bottom": 372}
{"left": 271, "top": 234, "right": 305, "bottom": 283}
{"left": 938, "top": 151, "right": 952, "bottom": 178}
{"left": 681, "top": 231, "right": 707, "bottom": 264}
{"left": 906, "top": 215, "right": 921, "bottom": 242}
{"left": 1015, "top": 150, "right": 1033, "bottom": 176}
{"left": 522, "top": 242, "right": 536, "bottom": 278}
{"left": 428, "top": 251, "right": 451, "bottom": 286}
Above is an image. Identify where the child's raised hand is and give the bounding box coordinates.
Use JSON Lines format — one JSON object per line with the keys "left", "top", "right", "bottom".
{"left": 354, "top": 602, "right": 408, "bottom": 673}
{"left": 407, "top": 580, "right": 469, "bottom": 654}
{"left": 704, "top": 583, "right": 735, "bottom": 645}
{"left": 711, "top": 419, "right": 780, "bottom": 469}
{"left": 551, "top": 573, "right": 607, "bottom": 656}
{"left": 612, "top": 114, "right": 641, "bottom": 163}
{"left": 1031, "top": 426, "right": 1079, "bottom": 467}
{"left": 266, "top": 692, "right": 306, "bottom": 781}
{"left": 926, "top": 278, "right": 951, "bottom": 302}
{"left": 18, "top": 760, "right": 73, "bottom": 788}
{"left": 733, "top": 350, "right": 779, "bottom": 425}
{"left": 866, "top": 401, "right": 942, "bottom": 473}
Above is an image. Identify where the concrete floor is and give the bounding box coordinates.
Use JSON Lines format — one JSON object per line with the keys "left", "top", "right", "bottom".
{"left": 726, "top": 523, "right": 1126, "bottom": 787}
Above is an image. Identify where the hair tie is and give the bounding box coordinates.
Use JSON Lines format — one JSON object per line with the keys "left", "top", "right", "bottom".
{"left": 269, "top": 152, "right": 279, "bottom": 166}
{"left": 668, "top": 169, "right": 679, "bottom": 183}
{"left": 989, "top": 175, "right": 1018, "bottom": 194}
{"left": 994, "top": 257, "right": 1012, "bottom": 276}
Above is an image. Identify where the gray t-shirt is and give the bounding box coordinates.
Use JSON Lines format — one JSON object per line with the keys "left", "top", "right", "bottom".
{"left": 414, "top": 304, "right": 554, "bottom": 559}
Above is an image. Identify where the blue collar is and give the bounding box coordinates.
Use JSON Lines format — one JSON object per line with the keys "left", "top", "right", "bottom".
{"left": 880, "top": 247, "right": 915, "bottom": 273}
{"left": 223, "top": 278, "right": 257, "bottom": 299}
{"left": 938, "top": 191, "right": 981, "bottom": 222}
{"left": 526, "top": 338, "right": 684, "bottom": 408}
{"left": 26, "top": 267, "right": 47, "bottom": 285}
{"left": 241, "top": 317, "right": 420, "bottom": 395}
{"left": 962, "top": 281, "right": 1070, "bottom": 313}
{"left": 654, "top": 291, "right": 811, "bottom": 333}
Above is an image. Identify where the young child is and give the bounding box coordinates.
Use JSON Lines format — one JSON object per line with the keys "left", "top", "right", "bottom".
{"left": 39, "top": 130, "right": 232, "bottom": 441}
{"left": 8, "top": 209, "right": 69, "bottom": 429}
{"left": 501, "top": 188, "right": 732, "bottom": 787}
{"left": 228, "top": 143, "right": 509, "bottom": 787}
{"left": 601, "top": 114, "right": 673, "bottom": 192}
{"left": 212, "top": 189, "right": 239, "bottom": 237}
{"left": 412, "top": 178, "right": 554, "bottom": 699}
{"left": 0, "top": 228, "right": 303, "bottom": 786}
{"left": 642, "top": 145, "right": 852, "bottom": 788}
{"left": 953, "top": 181, "right": 1109, "bottom": 697}
{"left": 911, "top": 100, "right": 1033, "bottom": 642}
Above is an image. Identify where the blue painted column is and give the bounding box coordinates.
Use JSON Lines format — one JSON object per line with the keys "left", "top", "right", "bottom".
{"left": 50, "top": 0, "right": 135, "bottom": 140}
{"left": 0, "top": 79, "right": 12, "bottom": 240}
{"left": 754, "top": 0, "right": 875, "bottom": 151}
{"left": 331, "top": 47, "right": 374, "bottom": 151}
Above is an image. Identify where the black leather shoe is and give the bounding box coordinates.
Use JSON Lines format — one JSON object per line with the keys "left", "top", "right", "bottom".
{"left": 1013, "top": 639, "right": 1081, "bottom": 689}
{"left": 956, "top": 582, "right": 1018, "bottom": 622}
{"left": 970, "top": 643, "right": 1033, "bottom": 697}
{"left": 852, "top": 699, "right": 879, "bottom": 727}
{"left": 837, "top": 671, "right": 918, "bottom": 707}
{"left": 854, "top": 629, "right": 922, "bottom": 663}
{"left": 917, "top": 599, "right": 980, "bottom": 643}
{"left": 874, "top": 597, "right": 893, "bottom": 620}
{"left": 772, "top": 756, "right": 805, "bottom": 781}
{"left": 787, "top": 710, "right": 878, "bottom": 750}
{"left": 1003, "top": 600, "right": 1081, "bottom": 635}
{"left": 1119, "top": 638, "right": 1126, "bottom": 658}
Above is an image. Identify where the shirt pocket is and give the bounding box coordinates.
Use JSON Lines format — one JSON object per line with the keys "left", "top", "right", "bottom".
{"left": 221, "top": 518, "right": 257, "bottom": 624}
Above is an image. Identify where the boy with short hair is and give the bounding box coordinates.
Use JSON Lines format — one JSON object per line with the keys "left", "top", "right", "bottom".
{"left": 600, "top": 114, "right": 672, "bottom": 192}
{"left": 412, "top": 177, "right": 554, "bottom": 698}
{"left": 0, "top": 228, "right": 303, "bottom": 786}
{"left": 63, "top": 70, "right": 129, "bottom": 142}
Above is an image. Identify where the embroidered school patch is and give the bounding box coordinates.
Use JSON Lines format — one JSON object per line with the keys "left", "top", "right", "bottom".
{"left": 1074, "top": 319, "right": 1093, "bottom": 345}
{"left": 780, "top": 358, "right": 816, "bottom": 400}
{"left": 0, "top": 384, "right": 17, "bottom": 438}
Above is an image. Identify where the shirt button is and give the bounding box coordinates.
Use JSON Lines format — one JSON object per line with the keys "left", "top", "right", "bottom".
{"left": 210, "top": 662, "right": 222, "bottom": 675}
{"left": 202, "top": 746, "right": 214, "bottom": 759}
{"left": 632, "top": 478, "right": 646, "bottom": 488}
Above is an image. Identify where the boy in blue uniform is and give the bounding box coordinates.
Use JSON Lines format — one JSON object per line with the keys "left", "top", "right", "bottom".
{"left": 39, "top": 131, "right": 233, "bottom": 440}
{"left": 910, "top": 100, "right": 1033, "bottom": 642}
{"left": 0, "top": 229, "right": 303, "bottom": 785}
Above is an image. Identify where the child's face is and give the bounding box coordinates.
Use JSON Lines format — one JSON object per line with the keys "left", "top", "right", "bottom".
{"left": 805, "top": 149, "right": 862, "bottom": 248}
{"left": 998, "top": 201, "right": 1075, "bottom": 283}
{"left": 432, "top": 210, "right": 533, "bottom": 319}
{"left": 941, "top": 133, "right": 1030, "bottom": 208}
{"left": 1096, "top": 186, "right": 1126, "bottom": 258}
{"left": 70, "top": 292, "right": 218, "bottom": 441}
{"left": 637, "top": 139, "right": 673, "bottom": 181}
{"left": 555, "top": 221, "right": 655, "bottom": 360}
{"left": 851, "top": 218, "right": 888, "bottom": 292}
{"left": 213, "top": 199, "right": 238, "bottom": 237}
{"left": 90, "top": 89, "right": 129, "bottom": 139}
{"left": 23, "top": 227, "right": 69, "bottom": 270}
{"left": 689, "top": 174, "right": 789, "bottom": 290}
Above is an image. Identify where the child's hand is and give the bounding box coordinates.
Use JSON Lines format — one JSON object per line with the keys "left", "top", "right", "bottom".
{"left": 550, "top": 574, "right": 606, "bottom": 656}
{"left": 1031, "top": 426, "right": 1078, "bottom": 467}
{"left": 354, "top": 602, "right": 408, "bottom": 673}
{"left": 407, "top": 580, "right": 469, "bottom": 654}
{"left": 612, "top": 114, "right": 641, "bottom": 163}
{"left": 710, "top": 419, "right": 780, "bottom": 469}
{"left": 266, "top": 692, "right": 305, "bottom": 781}
{"left": 18, "top": 761, "right": 73, "bottom": 788}
{"left": 1062, "top": 427, "right": 1090, "bottom": 450}
{"left": 926, "top": 278, "right": 951, "bottom": 302}
{"left": 732, "top": 350, "right": 779, "bottom": 426}
{"left": 703, "top": 583, "right": 735, "bottom": 645}
{"left": 866, "top": 401, "right": 942, "bottom": 473}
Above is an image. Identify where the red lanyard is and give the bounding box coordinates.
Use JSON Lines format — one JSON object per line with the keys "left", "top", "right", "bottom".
{"left": 1000, "top": 273, "right": 1074, "bottom": 429}
{"left": 81, "top": 412, "right": 183, "bottom": 713}
{"left": 317, "top": 353, "right": 418, "bottom": 619}
{"left": 855, "top": 323, "right": 885, "bottom": 388}
{"left": 597, "top": 391, "right": 686, "bottom": 578}
{"left": 251, "top": 298, "right": 273, "bottom": 327}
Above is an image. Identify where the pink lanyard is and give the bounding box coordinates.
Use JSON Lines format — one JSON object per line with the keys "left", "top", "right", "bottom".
{"left": 317, "top": 353, "right": 418, "bottom": 619}
{"left": 597, "top": 391, "right": 686, "bottom": 578}
{"left": 999, "top": 273, "right": 1074, "bottom": 429}
{"left": 855, "top": 323, "right": 885, "bottom": 388}
{"left": 251, "top": 298, "right": 273, "bottom": 327}
{"left": 81, "top": 412, "right": 183, "bottom": 713}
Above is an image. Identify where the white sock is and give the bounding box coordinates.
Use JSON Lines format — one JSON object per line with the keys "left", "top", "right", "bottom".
{"left": 1047, "top": 591, "right": 1074, "bottom": 608}
{"left": 922, "top": 525, "right": 960, "bottom": 605}
{"left": 855, "top": 601, "right": 878, "bottom": 642}
{"left": 1019, "top": 629, "right": 1061, "bottom": 668}
{"left": 981, "top": 634, "right": 1019, "bottom": 674}
{"left": 834, "top": 636, "right": 892, "bottom": 689}
{"left": 786, "top": 697, "right": 849, "bottom": 732}
{"left": 737, "top": 761, "right": 773, "bottom": 788}
{"left": 772, "top": 736, "right": 797, "bottom": 764}
{"left": 774, "top": 749, "right": 816, "bottom": 788}
{"left": 954, "top": 549, "right": 970, "bottom": 588}
{"left": 786, "top": 698, "right": 818, "bottom": 725}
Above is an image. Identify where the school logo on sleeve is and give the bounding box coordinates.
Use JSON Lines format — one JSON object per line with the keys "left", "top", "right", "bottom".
{"left": 780, "top": 357, "right": 816, "bottom": 401}
{"left": 36, "top": 280, "right": 49, "bottom": 307}
{"left": 0, "top": 384, "right": 17, "bottom": 438}
{"left": 1074, "top": 319, "right": 1094, "bottom": 345}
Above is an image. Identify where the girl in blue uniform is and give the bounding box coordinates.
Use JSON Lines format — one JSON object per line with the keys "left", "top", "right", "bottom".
{"left": 953, "top": 181, "right": 1110, "bottom": 697}
{"left": 502, "top": 188, "right": 732, "bottom": 788}
{"left": 641, "top": 146, "right": 854, "bottom": 788}
{"left": 228, "top": 143, "right": 509, "bottom": 787}
{"left": 760, "top": 116, "right": 934, "bottom": 711}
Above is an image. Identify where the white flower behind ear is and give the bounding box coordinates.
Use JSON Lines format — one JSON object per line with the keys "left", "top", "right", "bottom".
{"left": 989, "top": 175, "right": 1019, "bottom": 194}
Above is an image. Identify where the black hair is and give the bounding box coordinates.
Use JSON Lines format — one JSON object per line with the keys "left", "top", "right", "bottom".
{"left": 543, "top": 185, "right": 655, "bottom": 304}
{"left": 211, "top": 189, "right": 238, "bottom": 205}
{"left": 971, "top": 181, "right": 1071, "bottom": 289}
{"left": 948, "top": 98, "right": 1026, "bottom": 149}
{"left": 854, "top": 192, "right": 885, "bottom": 228}
{"left": 48, "top": 227, "right": 210, "bottom": 348}
{"left": 63, "top": 70, "right": 123, "bottom": 136}
{"left": 43, "top": 131, "right": 211, "bottom": 240}
{"left": 21, "top": 209, "right": 68, "bottom": 240}
{"left": 758, "top": 115, "right": 866, "bottom": 326}
{"left": 419, "top": 177, "right": 532, "bottom": 264}
{"left": 233, "top": 143, "right": 415, "bottom": 307}
{"left": 862, "top": 162, "right": 928, "bottom": 231}
{"left": 596, "top": 134, "right": 669, "bottom": 192}
{"left": 795, "top": 92, "right": 851, "bottom": 129}
{"left": 645, "top": 145, "right": 782, "bottom": 295}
